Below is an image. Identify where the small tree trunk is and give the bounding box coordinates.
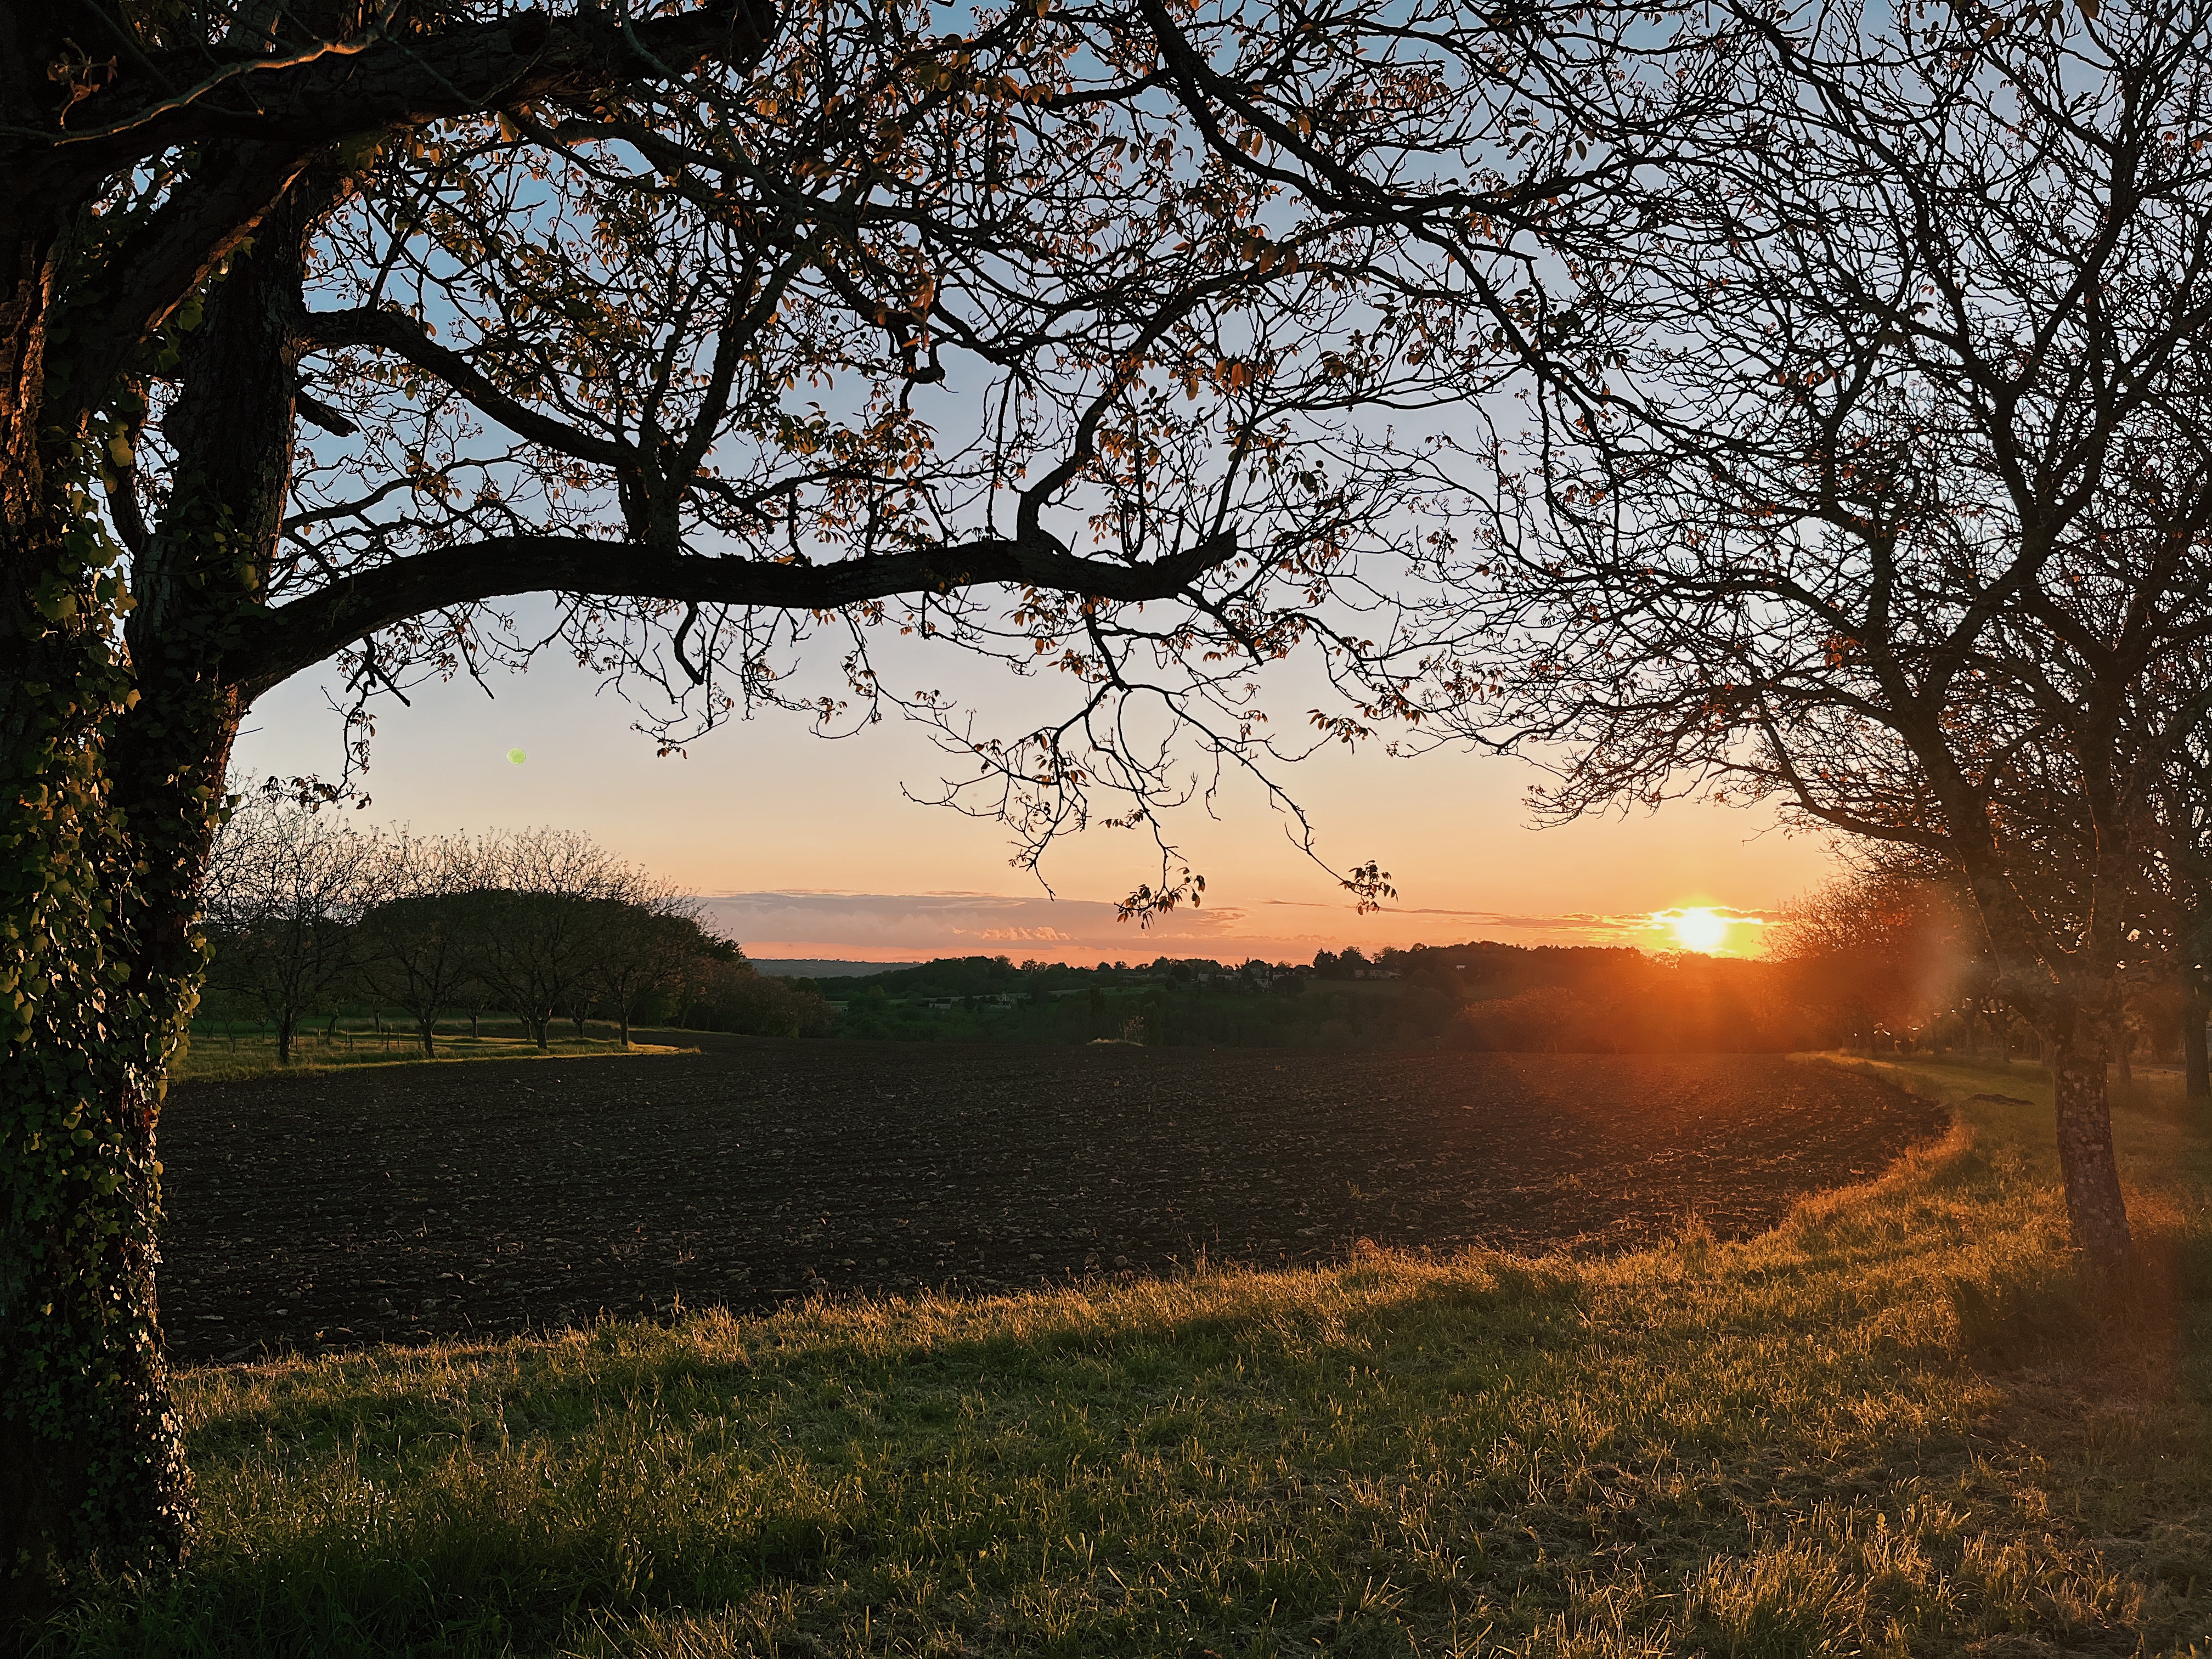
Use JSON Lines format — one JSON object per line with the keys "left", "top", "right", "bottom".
{"left": 534, "top": 1017, "right": 549, "bottom": 1051}
{"left": 419, "top": 1016, "right": 436, "bottom": 1058}
{"left": 619, "top": 1008, "right": 632, "bottom": 1049}
{"left": 2052, "top": 1035, "right": 2135, "bottom": 1281}
{"left": 275, "top": 1012, "right": 295, "bottom": 1065}
{"left": 2185, "top": 982, "right": 2209, "bottom": 1105}
{"left": 2113, "top": 1023, "right": 2134, "bottom": 1088}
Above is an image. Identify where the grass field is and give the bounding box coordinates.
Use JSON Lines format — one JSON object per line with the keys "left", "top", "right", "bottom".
{"left": 47, "top": 1054, "right": 2212, "bottom": 1656}
{"left": 171, "top": 1026, "right": 688, "bottom": 1084}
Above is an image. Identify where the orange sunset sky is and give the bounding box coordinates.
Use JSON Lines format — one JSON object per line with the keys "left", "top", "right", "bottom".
{"left": 233, "top": 630, "right": 1838, "bottom": 965}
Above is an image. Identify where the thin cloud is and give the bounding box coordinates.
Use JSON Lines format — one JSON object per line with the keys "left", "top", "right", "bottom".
{"left": 695, "top": 889, "right": 1788, "bottom": 965}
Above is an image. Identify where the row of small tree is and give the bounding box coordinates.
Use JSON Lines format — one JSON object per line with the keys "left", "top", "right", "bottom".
{"left": 199, "top": 791, "right": 826, "bottom": 1061}
{"left": 1770, "top": 870, "right": 2211, "bottom": 1096}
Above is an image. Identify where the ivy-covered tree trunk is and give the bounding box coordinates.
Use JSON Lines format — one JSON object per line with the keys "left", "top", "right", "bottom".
{"left": 1963, "top": 859, "right": 2140, "bottom": 1285}
{"left": 0, "top": 304, "right": 202, "bottom": 1604}
{"left": 0, "top": 641, "right": 215, "bottom": 1607}
{"left": 3, "top": 188, "right": 302, "bottom": 1607}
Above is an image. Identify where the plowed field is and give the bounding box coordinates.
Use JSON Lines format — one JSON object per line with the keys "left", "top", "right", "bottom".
{"left": 159, "top": 1039, "right": 1943, "bottom": 1363}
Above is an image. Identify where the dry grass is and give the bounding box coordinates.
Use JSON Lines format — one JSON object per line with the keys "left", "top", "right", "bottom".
{"left": 170, "top": 1029, "right": 689, "bottom": 1085}
{"left": 42, "top": 1054, "right": 2212, "bottom": 1657}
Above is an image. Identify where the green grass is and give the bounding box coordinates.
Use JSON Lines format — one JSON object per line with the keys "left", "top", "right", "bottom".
{"left": 46, "top": 1056, "right": 2212, "bottom": 1656}
{"left": 171, "top": 1029, "right": 689, "bottom": 1084}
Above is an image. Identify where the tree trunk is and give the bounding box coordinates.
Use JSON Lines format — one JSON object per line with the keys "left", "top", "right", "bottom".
{"left": 0, "top": 687, "right": 212, "bottom": 1599}
{"left": 419, "top": 1016, "right": 436, "bottom": 1058}
{"left": 276, "top": 1011, "right": 295, "bottom": 1065}
{"left": 2185, "top": 981, "right": 2209, "bottom": 1105}
{"left": 2113, "top": 1018, "right": 2134, "bottom": 1088}
{"left": 619, "top": 1008, "right": 632, "bottom": 1049}
{"left": 1, "top": 255, "right": 204, "bottom": 1599}
{"left": 2, "top": 600, "right": 230, "bottom": 1606}
{"left": 2051, "top": 1035, "right": 2136, "bottom": 1281}
{"left": 5, "top": 174, "right": 315, "bottom": 1598}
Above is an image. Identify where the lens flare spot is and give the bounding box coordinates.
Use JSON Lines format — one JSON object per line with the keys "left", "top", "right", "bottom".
{"left": 507, "top": 748, "right": 527, "bottom": 765}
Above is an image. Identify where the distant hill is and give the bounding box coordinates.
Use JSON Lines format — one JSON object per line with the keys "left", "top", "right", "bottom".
{"left": 751, "top": 959, "right": 926, "bottom": 979}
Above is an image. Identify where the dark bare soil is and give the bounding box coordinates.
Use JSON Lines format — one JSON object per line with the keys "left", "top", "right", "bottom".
{"left": 158, "top": 1039, "right": 1944, "bottom": 1364}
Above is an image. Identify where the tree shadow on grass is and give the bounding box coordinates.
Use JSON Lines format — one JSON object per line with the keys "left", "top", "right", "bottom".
{"left": 45, "top": 1255, "right": 1589, "bottom": 1658}
{"left": 45, "top": 1180, "right": 2212, "bottom": 1659}
{"left": 1943, "top": 1190, "right": 2212, "bottom": 1655}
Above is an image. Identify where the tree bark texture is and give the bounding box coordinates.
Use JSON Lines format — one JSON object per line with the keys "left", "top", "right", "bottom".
{"left": 2186, "top": 983, "right": 2210, "bottom": 1105}
{"left": 0, "top": 183, "right": 191, "bottom": 1593}
{"left": 1, "top": 490, "right": 207, "bottom": 1604}
{"left": 2051, "top": 1035, "right": 2136, "bottom": 1279}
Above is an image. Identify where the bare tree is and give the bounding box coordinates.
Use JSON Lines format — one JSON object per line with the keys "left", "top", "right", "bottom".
{"left": 2149, "top": 705, "right": 2212, "bottom": 1102}
{"left": 199, "top": 788, "right": 376, "bottom": 1064}
{"left": 1401, "top": 0, "right": 2212, "bottom": 1279}
{"left": 465, "top": 830, "right": 638, "bottom": 1050}
{"left": 589, "top": 893, "right": 715, "bottom": 1051}
{"left": 353, "top": 832, "right": 484, "bottom": 1058}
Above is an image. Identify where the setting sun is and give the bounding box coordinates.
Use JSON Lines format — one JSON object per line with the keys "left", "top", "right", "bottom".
{"left": 1670, "top": 907, "right": 1732, "bottom": 953}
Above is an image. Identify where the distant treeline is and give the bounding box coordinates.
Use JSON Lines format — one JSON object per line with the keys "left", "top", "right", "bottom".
{"left": 802, "top": 940, "right": 1847, "bottom": 1053}
{"left": 803, "top": 876, "right": 2201, "bottom": 1064}
{"left": 205, "top": 792, "right": 2200, "bottom": 1066}
{"left": 200, "top": 793, "right": 831, "bottom": 1061}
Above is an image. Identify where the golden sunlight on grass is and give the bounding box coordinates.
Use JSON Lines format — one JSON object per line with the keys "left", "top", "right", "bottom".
{"left": 46, "top": 1057, "right": 2212, "bottom": 1657}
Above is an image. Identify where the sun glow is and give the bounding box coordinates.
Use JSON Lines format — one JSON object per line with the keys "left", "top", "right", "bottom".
{"left": 1669, "top": 907, "right": 1732, "bottom": 953}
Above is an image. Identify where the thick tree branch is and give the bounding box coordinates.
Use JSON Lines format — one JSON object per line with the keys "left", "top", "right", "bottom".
{"left": 24, "top": 3, "right": 780, "bottom": 187}
{"left": 305, "top": 307, "right": 634, "bottom": 465}
{"left": 53, "top": 139, "right": 309, "bottom": 415}
{"left": 15, "top": 2, "right": 781, "bottom": 425}
{"left": 235, "top": 530, "right": 1239, "bottom": 699}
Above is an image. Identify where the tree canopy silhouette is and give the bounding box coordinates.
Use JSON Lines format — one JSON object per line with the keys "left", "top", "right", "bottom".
{"left": 1398, "top": 0, "right": 2212, "bottom": 1282}
{"left": 1, "top": 0, "right": 1650, "bottom": 1601}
